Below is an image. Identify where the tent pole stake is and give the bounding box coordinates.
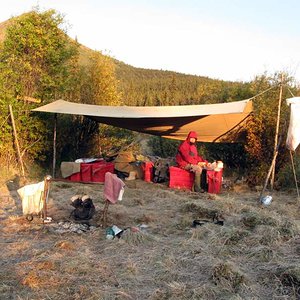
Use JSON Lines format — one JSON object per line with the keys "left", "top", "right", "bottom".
{"left": 271, "top": 73, "right": 284, "bottom": 189}
{"left": 52, "top": 114, "right": 57, "bottom": 178}
{"left": 260, "top": 150, "right": 278, "bottom": 199}
{"left": 9, "top": 104, "right": 25, "bottom": 177}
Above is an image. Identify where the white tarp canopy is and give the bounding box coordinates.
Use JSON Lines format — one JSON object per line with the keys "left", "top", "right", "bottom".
{"left": 33, "top": 99, "right": 253, "bottom": 142}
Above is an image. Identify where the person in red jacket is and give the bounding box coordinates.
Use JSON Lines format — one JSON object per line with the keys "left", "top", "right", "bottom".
{"left": 176, "top": 131, "right": 208, "bottom": 192}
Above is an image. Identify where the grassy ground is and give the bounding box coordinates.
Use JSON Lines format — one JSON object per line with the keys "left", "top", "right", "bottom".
{"left": 1, "top": 178, "right": 300, "bottom": 300}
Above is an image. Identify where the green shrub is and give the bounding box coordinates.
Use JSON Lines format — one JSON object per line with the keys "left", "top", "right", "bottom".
{"left": 277, "top": 152, "right": 300, "bottom": 188}
{"left": 148, "top": 136, "right": 180, "bottom": 158}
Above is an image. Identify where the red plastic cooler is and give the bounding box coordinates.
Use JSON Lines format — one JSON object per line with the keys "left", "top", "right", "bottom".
{"left": 92, "top": 162, "right": 115, "bottom": 182}
{"left": 169, "top": 166, "right": 194, "bottom": 190}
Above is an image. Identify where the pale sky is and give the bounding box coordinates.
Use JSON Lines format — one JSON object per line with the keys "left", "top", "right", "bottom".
{"left": 1, "top": 0, "right": 300, "bottom": 83}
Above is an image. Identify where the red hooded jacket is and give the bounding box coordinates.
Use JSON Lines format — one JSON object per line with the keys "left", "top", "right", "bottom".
{"left": 175, "top": 131, "right": 206, "bottom": 168}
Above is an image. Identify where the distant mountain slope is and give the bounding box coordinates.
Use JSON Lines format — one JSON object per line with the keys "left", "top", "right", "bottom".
{"left": 113, "top": 59, "right": 250, "bottom": 106}
{"left": 0, "top": 15, "right": 251, "bottom": 106}
{"left": 114, "top": 59, "right": 206, "bottom": 80}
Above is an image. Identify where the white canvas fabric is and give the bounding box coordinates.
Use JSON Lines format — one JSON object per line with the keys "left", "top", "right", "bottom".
{"left": 17, "top": 181, "right": 45, "bottom": 215}
{"left": 286, "top": 97, "right": 300, "bottom": 151}
{"left": 32, "top": 99, "right": 253, "bottom": 142}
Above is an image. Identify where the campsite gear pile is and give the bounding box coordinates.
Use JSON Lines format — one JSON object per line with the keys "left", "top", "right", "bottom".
{"left": 70, "top": 194, "right": 95, "bottom": 221}
{"left": 112, "top": 150, "right": 174, "bottom": 183}
{"left": 111, "top": 152, "right": 224, "bottom": 194}
{"left": 114, "top": 151, "right": 144, "bottom": 180}
{"left": 61, "top": 149, "right": 223, "bottom": 194}
{"left": 62, "top": 159, "right": 114, "bottom": 182}
{"left": 152, "top": 158, "right": 176, "bottom": 183}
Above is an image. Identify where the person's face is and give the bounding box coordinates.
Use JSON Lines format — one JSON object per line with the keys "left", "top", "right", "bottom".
{"left": 189, "top": 137, "right": 196, "bottom": 144}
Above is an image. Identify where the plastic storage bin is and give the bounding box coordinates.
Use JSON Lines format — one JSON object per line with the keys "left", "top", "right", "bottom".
{"left": 169, "top": 166, "right": 194, "bottom": 190}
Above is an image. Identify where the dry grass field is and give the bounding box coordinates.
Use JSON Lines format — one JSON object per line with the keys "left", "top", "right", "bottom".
{"left": 1, "top": 177, "right": 300, "bottom": 300}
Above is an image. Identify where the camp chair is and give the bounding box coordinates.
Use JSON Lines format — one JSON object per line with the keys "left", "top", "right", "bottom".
{"left": 101, "top": 172, "right": 125, "bottom": 227}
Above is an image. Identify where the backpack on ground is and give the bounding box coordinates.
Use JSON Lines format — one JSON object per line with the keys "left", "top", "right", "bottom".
{"left": 152, "top": 157, "right": 176, "bottom": 183}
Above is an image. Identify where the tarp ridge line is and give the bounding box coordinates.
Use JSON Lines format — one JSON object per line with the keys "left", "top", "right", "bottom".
{"left": 247, "top": 85, "right": 277, "bottom": 101}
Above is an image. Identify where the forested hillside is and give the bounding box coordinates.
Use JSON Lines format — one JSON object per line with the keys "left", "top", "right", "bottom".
{"left": 114, "top": 60, "right": 253, "bottom": 106}
{"left": 0, "top": 8, "right": 299, "bottom": 186}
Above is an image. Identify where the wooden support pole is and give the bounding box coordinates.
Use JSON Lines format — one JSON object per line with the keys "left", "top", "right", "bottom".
{"left": 42, "top": 175, "right": 51, "bottom": 219}
{"left": 260, "top": 150, "right": 278, "bottom": 200}
{"left": 9, "top": 104, "right": 25, "bottom": 177}
{"left": 101, "top": 200, "right": 110, "bottom": 228}
{"left": 270, "top": 74, "right": 284, "bottom": 189}
{"left": 52, "top": 114, "right": 57, "bottom": 178}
